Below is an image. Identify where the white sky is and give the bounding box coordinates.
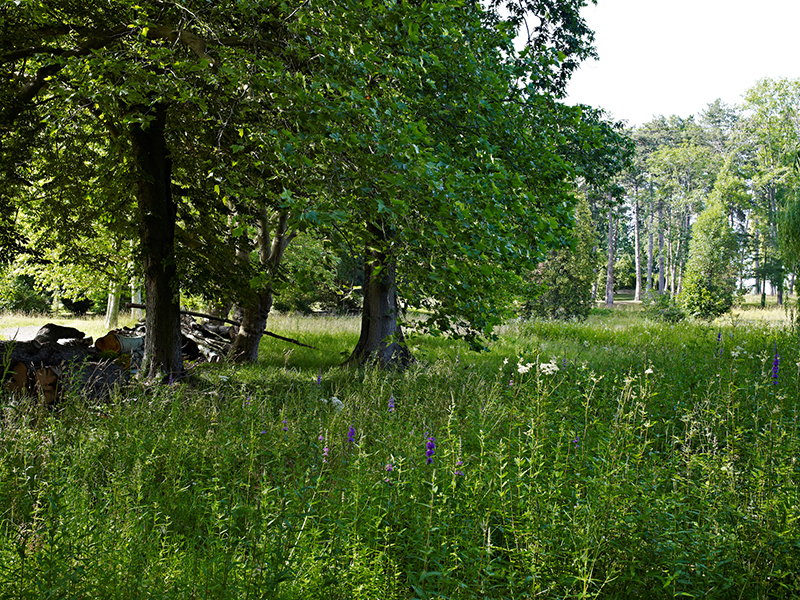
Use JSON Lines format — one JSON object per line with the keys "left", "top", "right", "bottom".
{"left": 565, "top": 0, "right": 800, "bottom": 127}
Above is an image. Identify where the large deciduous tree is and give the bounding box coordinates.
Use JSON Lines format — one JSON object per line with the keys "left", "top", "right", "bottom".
{"left": 2, "top": 0, "right": 631, "bottom": 373}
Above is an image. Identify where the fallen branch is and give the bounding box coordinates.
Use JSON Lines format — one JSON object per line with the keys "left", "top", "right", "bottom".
{"left": 125, "top": 303, "right": 318, "bottom": 350}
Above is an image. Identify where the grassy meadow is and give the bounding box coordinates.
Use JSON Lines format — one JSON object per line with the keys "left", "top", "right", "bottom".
{"left": 1, "top": 301, "right": 800, "bottom": 598}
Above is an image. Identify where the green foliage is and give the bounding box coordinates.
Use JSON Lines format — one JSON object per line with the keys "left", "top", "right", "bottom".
{"left": 271, "top": 235, "right": 340, "bottom": 314}
{"left": 524, "top": 196, "right": 598, "bottom": 320}
{"left": 0, "top": 268, "right": 49, "bottom": 313}
{"left": 2, "top": 312, "right": 800, "bottom": 597}
{"left": 2, "top": 0, "right": 633, "bottom": 361}
{"left": 779, "top": 190, "right": 800, "bottom": 272}
{"left": 643, "top": 292, "right": 686, "bottom": 323}
{"left": 680, "top": 200, "right": 738, "bottom": 319}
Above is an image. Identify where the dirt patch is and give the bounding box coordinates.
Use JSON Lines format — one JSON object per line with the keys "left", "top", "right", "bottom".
{"left": 0, "top": 326, "right": 42, "bottom": 342}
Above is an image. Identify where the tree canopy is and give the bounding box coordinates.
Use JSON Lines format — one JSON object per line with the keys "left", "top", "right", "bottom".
{"left": 2, "top": 0, "right": 632, "bottom": 372}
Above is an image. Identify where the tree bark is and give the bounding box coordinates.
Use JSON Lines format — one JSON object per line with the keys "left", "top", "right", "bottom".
{"left": 658, "top": 198, "right": 666, "bottom": 294}
{"left": 131, "top": 278, "right": 143, "bottom": 320}
{"left": 130, "top": 103, "right": 183, "bottom": 380}
{"left": 346, "top": 222, "right": 412, "bottom": 368}
{"left": 647, "top": 210, "right": 654, "bottom": 296}
{"left": 105, "top": 276, "right": 123, "bottom": 329}
{"left": 229, "top": 208, "right": 292, "bottom": 363}
{"left": 633, "top": 189, "right": 642, "bottom": 301}
{"left": 753, "top": 229, "right": 761, "bottom": 294}
{"left": 605, "top": 196, "right": 615, "bottom": 307}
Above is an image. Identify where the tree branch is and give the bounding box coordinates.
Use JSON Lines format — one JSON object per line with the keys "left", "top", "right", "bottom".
{"left": 124, "top": 303, "right": 318, "bottom": 350}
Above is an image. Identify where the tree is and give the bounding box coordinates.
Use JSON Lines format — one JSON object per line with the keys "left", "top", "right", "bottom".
{"left": 1, "top": 1, "right": 314, "bottom": 376}
{"left": 2, "top": 0, "right": 631, "bottom": 373}
{"left": 679, "top": 200, "right": 737, "bottom": 319}
{"left": 525, "top": 195, "right": 597, "bottom": 320}
{"left": 327, "top": 0, "right": 631, "bottom": 364}
{"left": 738, "top": 78, "right": 800, "bottom": 305}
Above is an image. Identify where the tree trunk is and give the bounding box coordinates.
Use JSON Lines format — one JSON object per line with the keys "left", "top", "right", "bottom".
{"left": 105, "top": 277, "right": 122, "bottom": 329}
{"left": 229, "top": 209, "right": 292, "bottom": 363}
{"left": 753, "top": 228, "right": 761, "bottom": 294}
{"left": 658, "top": 199, "right": 665, "bottom": 294}
{"left": 130, "top": 103, "right": 183, "bottom": 380}
{"left": 605, "top": 197, "right": 614, "bottom": 306}
{"left": 647, "top": 209, "right": 654, "bottom": 296}
{"left": 131, "top": 279, "right": 143, "bottom": 320}
{"left": 672, "top": 232, "right": 682, "bottom": 297}
{"left": 633, "top": 191, "right": 642, "bottom": 301}
{"left": 346, "top": 222, "right": 412, "bottom": 368}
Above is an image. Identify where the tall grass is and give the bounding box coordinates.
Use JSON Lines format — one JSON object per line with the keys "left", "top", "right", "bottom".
{"left": 1, "top": 309, "right": 799, "bottom": 598}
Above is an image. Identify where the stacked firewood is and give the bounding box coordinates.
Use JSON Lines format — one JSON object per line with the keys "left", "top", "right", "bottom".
{"left": 1, "top": 319, "right": 238, "bottom": 404}
{"left": 1, "top": 324, "right": 125, "bottom": 405}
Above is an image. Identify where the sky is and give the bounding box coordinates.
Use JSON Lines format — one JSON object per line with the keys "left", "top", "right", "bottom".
{"left": 565, "top": 0, "right": 800, "bottom": 127}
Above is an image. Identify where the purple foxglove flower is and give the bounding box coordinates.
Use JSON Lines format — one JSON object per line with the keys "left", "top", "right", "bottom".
{"left": 425, "top": 437, "right": 436, "bottom": 464}
{"left": 772, "top": 353, "right": 780, "bottom": 385}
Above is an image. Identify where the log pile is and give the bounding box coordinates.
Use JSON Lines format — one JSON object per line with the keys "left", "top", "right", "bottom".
{"left": 1, "top": 319, "right": 238, "bottom": 404}
{"left": 1, "top": 324, "right": 125, "bottom": 405}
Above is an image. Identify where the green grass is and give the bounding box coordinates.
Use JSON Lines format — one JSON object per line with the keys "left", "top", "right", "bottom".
{"left": 1, "top": 308, "right": 799, "bottom": 598}
{"left": 0, "top": 312, "right": 139, "bottom": 341}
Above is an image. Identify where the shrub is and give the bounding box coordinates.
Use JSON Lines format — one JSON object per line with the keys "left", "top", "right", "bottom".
{"left": 524, "top": 196, "right": 597, "bottom": 321}
{"left": 643, "top": 292, "right": 685, "bottom": 322}
{"left": 0, "top": 269, "right": 50, "bottom": 313}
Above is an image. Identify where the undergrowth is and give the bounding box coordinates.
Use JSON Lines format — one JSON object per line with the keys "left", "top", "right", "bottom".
{"left": 1, "top": 311, "right": 799, "bottom": 598}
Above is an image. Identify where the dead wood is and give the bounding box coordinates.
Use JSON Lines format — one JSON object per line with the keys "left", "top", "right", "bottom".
{"left": 125, "top": 303, "right": 318, "bottom": 350}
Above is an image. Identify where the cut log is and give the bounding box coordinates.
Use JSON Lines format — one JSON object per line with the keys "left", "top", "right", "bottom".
{"left": 4, "top": 362, "right": 28, "bottom": 394}
{"left": 34, "top": 366, "right": 60, "bottom": 406}
{"left": 1, "top": 340, "right": 93, "bottom": 371}
{"left": 95, "top": 332, "right": 122, "bottom": 353}
{"left": 33, "top": 323, "right": 87, "bottom": 345}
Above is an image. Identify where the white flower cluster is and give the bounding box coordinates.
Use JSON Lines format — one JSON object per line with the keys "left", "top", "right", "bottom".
{"left": 517, "top": 360, "right": 534, "bottom": 374}
{"left": 320, "top": 396, "right": 344, "bottom": 411}
{"left": 539, "top": 360, "right": 559, "bottom": 376}
{"left": 730, "top": 345, "right": 751, "bottom": 359}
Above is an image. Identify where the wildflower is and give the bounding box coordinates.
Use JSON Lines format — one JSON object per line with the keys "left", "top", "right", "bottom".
{"left": 260, "top": 430, "right": 266, "bottom": 434}
{"left": 316, "top": 368, "right": 322, "bottom": 386}
{"left": 517, "top": 361, "right": 533, "bottom": 374}
{"left": 322, "top": 446, "right": 329, "bottom": 463}
{"left": 282, "top": 419, "right": 288, "bottom": 432}
{"left": 583, "top": 340, "right": 589, "bottom": 347}
{"left": 455, "top": 460, "right": 464, "bottom": 476}
{"left": 508, "top": 378, "right": 514, "bottom": 386}
{"left": 572, "top": 435, "right": 580, "bottom": 447}
{"left": 455, "top": 353, "right": 460, "bottom": 365}
{"left": 386, "top": 463, "right": 393, "bottom": 472}
{"left": 645, "top": 368, "right": 653, "bottom": 375}
{"left": 425, "top": 437, "right": 436, "bottom": 464}
{"left": 563, "top": 358, "right": 568, "bottom": 369}
{"left": 318, "top": 435, "right": 324, "bottom": 442}
{"left": 772, "top": 352, "right": 780, "bottom": 385}
{"left": 348, "top": 426, "right": 356, "bottom": 444}
{"left": 388, "top": 394, "right": 395, "bottom": 412}
{"left": 539, "top": 361, "right": 559, "bottom": 376}
{"left": 320, "top": 397, "right": 344, "bottom": 412}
